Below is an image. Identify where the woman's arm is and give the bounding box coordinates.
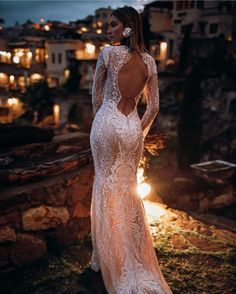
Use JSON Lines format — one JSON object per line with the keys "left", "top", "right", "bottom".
{"left": 141, "top": 59, "right": 159, "bottom": 139}
{"left": 92, "top": 49, "right": 107, "bottom": 115}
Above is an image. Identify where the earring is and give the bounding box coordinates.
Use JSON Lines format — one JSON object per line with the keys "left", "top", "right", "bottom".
{"left": 123, "top": 27, "right": 132, "bottom": 38}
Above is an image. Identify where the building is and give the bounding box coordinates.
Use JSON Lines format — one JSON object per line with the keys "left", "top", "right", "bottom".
{"left": 0, "top": 36, "right": 46, "bottom": 91}
{"left": 144, "top": 0, "right": 236, "bottom": 69}
{"left": 172, "top": 0, "right": 236, "bottom": 57}
{"left": 93, "top": 6, "right": 113, "bottom": 35}
{"left": 46, "top": 39, "right": 83, "bottom": 87}
{"left": 143, "top": 1, "right": 175, "bottom": 69}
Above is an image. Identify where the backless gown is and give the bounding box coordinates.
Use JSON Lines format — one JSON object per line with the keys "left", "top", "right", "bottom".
{"left": 90, "top": 45, "right": 172, "bottom": 294}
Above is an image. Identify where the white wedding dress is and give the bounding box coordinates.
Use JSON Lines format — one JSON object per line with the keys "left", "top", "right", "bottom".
{"left": 90, "top": 45, "right": 172, "bottom": 294}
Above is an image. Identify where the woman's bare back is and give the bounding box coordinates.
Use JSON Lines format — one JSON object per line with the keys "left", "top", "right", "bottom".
{"left": 117, "top": 51, "right": 149, "bottom": 116}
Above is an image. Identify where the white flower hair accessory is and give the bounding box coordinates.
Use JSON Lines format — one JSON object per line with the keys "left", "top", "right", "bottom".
{"left": 123, "top": 27, "right": 132, "bottom": 38}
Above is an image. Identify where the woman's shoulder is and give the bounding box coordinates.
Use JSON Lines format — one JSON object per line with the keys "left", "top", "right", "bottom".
{"left": 100, "top": 45, "right": 127, "bottom": 66}
{"left": 142, "top": 51, "right": 156, "bottom": 63}
{"left": 102, "top": 45, "right": 127, "bottom": 55}
{"left": 100, "top": 45, "right": 117, "bottom": 60}
{"left": 142, "top": 52, "right": 157, "bottom": 74}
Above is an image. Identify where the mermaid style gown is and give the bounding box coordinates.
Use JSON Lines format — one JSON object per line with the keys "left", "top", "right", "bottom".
{"left": 90, "top": 45, "right": 172, "bottom": 294}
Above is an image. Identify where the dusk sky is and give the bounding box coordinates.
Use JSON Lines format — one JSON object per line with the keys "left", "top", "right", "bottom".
{"left": 0, "top": 0, "right": 153, "bottom": 27}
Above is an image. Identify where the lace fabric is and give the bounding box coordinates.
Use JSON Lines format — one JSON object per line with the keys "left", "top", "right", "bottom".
{"left": 90, "top": 45, "right": 172, "bottom": 294}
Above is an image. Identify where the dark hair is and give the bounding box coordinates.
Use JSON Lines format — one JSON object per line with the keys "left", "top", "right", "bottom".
{"left": 111, "top": 6, "right": 145, "bottom": 53}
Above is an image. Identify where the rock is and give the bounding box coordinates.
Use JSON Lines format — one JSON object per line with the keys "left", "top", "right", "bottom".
{"left": 0, "top": 151, "right": 92, "bottom": 185}
{"left": 45, "top": 185, "right": 66, "bottom": 206}
{"left": 171, "top": 233, "right": 189, "bottom": 250}
{"left": 70, "top": 202, "right": 90, "bottom": 218}
{"left": 212, "top": 229, "right": 236, "bottom": 243}
{"left": 66, "top": 167, "right": 93, "bottom": 205}
{"left": 186, "top": 235, "right": 227, "bottom": 251}
{"left": 56, "top": 145, "right": 82, "bottom": 154}
{"left": 11, "top": 233, "right": 47, "bottom": 266}
{"left": 23, "top": 205, "right": 70, "bottom": 231}
{"left": 212, "top": 193, "right": 235, "bottom": 208}
{"left": 28, "top": 187, "right": 47, "bottom": 206}
{"left": 0, "top": 226, "right": 16, "bottom": 243}
{"left": 191, "top": 191, "right": 205, "bottom": 201}
{"left": 198, "top": 226, "right": 213, "bottom": 237}
{"left": 46, "top": 218, "right": 90, "bottom": 250}
{"left": 199, "top": 198, "right": 209, "bottom": 211}
{"left": 76, "top": 217, "right": 91, "bottom": 240}
{"left": 66, "top": 182, "right": 91, "bottom": 205}
{"left": 0, "top": 209, "right": 21, "bottom": 228}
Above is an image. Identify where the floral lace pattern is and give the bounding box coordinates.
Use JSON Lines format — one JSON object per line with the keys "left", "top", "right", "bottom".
{"left": 90, "top": 46, "right": 172, "bottom": 294}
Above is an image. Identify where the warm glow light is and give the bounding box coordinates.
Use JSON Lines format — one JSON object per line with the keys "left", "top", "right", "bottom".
{"left": 96, "top": 29, "right": 102, "bottom": 34}
{"left": 44, "top": 25, "right": 50, "bottom": 31}
{"left": 27, "top": 52, "right": 32, "bottom": 57}
{"left": 160, "top": 42, "right": 167, "bottom": 61}
{"left": 40, "top": 18, "right": 45, "bottom": 23}
{"left": 9, "top": 75, "right": 15, "bottom": 82}
{"left": 31, "top": 73, "right": 43, "bottom": 80}
{"left": 13, "top": 56, "right": 20, "bottom": 63}
{"left": 160, "top": 42, "right": 167, "bottom": 50}
{"left": 53, "top": 104, "right": 60, "bottom": 126}
{"left": 97, "top": 21, "right": 102, "bottom": 27}
{"left": 64, "top": 69, "right": 70, "bottom": 79}
{"left": 137, "top": 167, "right": 144, "bottom": 185}
{"left": 85, "top": 43, "right": 95, "bottom": 55}
{"left": 137, "top": 167, "right": 151, "bottom": 199}
{"left": 138, "top": 183, "right": 151, "bottom": 199}
{"left": 7, "top": 98, "right": 18, "bottom": 106}
{"left": 16, "top": 51, "right": 24, "bottom": 57}
{"left": 81, "top": 27, "right": 88, "bottom": 32}
{"left": 144, "top": 201, "right": 167, "bottom": 221}
{"left": 227, "top": 34, "right": 232, "bottom": 41}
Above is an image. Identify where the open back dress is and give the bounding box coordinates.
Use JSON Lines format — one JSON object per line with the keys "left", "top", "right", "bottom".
{"left": 90, "top": 45, "right": 172, "bottom": 294}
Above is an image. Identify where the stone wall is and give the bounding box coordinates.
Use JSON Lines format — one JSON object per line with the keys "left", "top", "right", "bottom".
{"left": 0, "top": 164, "right": 94, "bottom": 268}
{"left": 0, "top": 133, "right": 94, "bottom": 269}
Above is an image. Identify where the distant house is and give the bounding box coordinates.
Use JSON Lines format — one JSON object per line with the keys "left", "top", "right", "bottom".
{"left": 46, "top": 39, "right": 84, "bottom": 87}
{"left": 0, "top": 36, "right": 46, "bottom": 91}
{"left": 143, "top": 0, "right": 236, "bottom": 69}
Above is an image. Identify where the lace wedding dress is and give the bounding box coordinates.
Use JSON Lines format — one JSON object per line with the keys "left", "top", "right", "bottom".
{"left": 90, "top": 45, "right": 172, "bottom": 294}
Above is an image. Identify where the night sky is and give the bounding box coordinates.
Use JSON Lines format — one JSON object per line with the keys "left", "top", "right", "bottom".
{"left": 0, "top": 0, "right": 152, "bottom": 27}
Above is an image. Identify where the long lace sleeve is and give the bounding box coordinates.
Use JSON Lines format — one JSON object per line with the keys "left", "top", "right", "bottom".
{"left": 92, "top": 49, "right": 107, "bottom": 115}
{"left": 141, "top": 59, "right": 159, "bottom": 139}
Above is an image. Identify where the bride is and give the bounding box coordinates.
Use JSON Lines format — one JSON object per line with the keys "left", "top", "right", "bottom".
{"left": 90, "top": 5, "right": 172, "bottom": 294}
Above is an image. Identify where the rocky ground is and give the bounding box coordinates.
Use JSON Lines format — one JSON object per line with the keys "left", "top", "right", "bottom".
{"left": 0, "top": 200, "right": 235, "bottom": 294}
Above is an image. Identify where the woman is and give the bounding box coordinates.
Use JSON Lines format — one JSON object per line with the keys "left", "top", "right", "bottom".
{"left": 90, "top": 6, "right": 172, "bottom": 294}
